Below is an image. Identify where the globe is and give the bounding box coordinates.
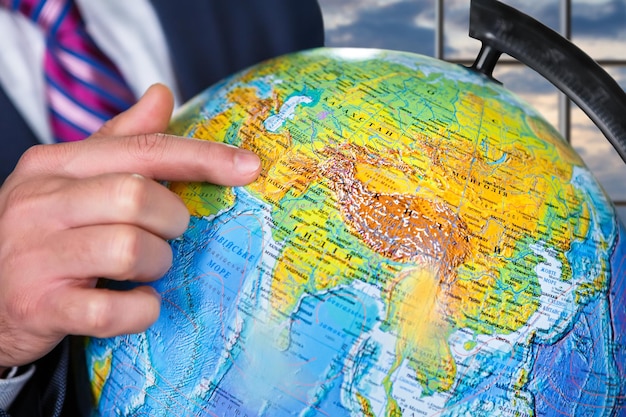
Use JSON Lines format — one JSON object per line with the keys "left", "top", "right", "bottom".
{"left": 85, "top": 48, "right": 626, "bottom": 416}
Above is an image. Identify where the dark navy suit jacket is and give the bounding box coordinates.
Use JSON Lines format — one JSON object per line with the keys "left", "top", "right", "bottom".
{"left": 1, "top": 1, "right": 324, "bottom": 415}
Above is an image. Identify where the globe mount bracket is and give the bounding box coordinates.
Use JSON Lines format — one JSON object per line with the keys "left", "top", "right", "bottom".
{"left": 468, "top": 0, "right": 626, "bottom": 164}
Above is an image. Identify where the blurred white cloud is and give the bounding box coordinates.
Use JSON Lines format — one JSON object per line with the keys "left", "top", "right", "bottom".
{"left": 320, "top": 0, "right": 411, "bottom": 30}
{"left": 320, "top": 0, "right": 436, "bottom": 53}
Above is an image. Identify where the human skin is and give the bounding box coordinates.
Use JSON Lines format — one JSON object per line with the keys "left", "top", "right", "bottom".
{"left": 0, "top": 84, "right": 261, "bottom": 374}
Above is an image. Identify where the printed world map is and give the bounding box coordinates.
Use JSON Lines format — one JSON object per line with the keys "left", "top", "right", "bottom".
{"left": 86, "top": 48, "right": 626, "bottom": 416}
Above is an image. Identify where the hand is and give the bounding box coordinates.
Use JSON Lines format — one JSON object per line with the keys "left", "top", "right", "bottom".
{"left": 0, "top": 84, "right": 261, "bottom": 370}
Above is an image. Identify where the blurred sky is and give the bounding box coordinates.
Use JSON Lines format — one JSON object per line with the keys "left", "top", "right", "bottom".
{"left": 317, "top": 0, "right": 626, "bottom": 221}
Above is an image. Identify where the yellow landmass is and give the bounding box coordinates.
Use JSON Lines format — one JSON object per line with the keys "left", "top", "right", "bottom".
{"left": 269, "top": 193, "right": 372, "bottom": 316}
{"left": 355, "top": 392, "right": 376, "bottom": 417}
{"left": 169, "top": 182, "right": 236, "bottom": 217}
{"left": 384, "top": 266, "right": 456, "bottom": 394}
{"left": 90, "top": 353, "right": 112, "bottom": 404}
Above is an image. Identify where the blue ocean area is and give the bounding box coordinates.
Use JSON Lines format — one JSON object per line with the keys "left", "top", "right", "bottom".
{"left": 528, "top": 219, "right": 626, "bottom": 417}
{"left": 444, "top": 344, "right": 527, "bottom": 412}
{"left": 608, "top": 221, "right": 626, "bottom": 410}
{"left": 94, "top": 200, "right": 268, "bottom": 414}
{"left": 530, "top": 294, "right": 619, "bottom": 416}
{"left": 211, "top": 286, "right": 380, "bottom": 416}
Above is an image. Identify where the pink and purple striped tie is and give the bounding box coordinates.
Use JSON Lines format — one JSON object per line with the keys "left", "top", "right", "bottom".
{"left": 3, "top": 0, "right": 136, "bottom": 142}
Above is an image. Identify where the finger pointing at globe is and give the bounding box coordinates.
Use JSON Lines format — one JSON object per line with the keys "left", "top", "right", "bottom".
{"left": 0, "top": 84, "right": 261, "bottom": 369}
{"left": 11, "top": 84, "right": 262, "bottom": 186}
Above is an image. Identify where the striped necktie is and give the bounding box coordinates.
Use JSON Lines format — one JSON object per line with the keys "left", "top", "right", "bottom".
{"left": 3, "top": 0, "right": 136, "bottom": 142}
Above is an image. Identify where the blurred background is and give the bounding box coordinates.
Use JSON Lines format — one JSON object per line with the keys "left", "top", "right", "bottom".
{"left": 317, "top": 0, "right": 626, "bottom": 222}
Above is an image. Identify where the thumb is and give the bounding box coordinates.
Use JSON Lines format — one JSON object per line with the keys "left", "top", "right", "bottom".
{"left": 94, "top": 84, "right": 175, "bottom": 137}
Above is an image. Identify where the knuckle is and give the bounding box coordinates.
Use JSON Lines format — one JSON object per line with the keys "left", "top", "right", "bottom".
{"left": 113, "top": 174, "right": 150, "bottom": 218}
{"left": 82, "top": 297, "right": 115, "bottom": 336}
{"left": 4, "top": 293, "right": 35, "bottom": 325}
{"left": 0, "top": 181, "right": 56, "bottom": 228}
{"left": 2, "top": 290, "right": 49, "bottom": 343}
{"left": 127, "top": 133, "right": 166, "bottom": 163}
{"left": 15, "top": 145, "right": 49, "bottom": 172}
{"left": 109, "top": 228, "right": 143, "bottom": 277}
{"left": 3, "top": 184, "right": 34, "bottom": 214}
{"left": 14, "top": 144, "right": 68, "bottom": 175}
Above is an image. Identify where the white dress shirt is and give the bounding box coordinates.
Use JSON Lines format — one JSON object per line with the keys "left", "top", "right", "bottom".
{"left": 0, "top": 0, "right": 180, "bottom": 144}
{"left": 0, "top": 0, "right": 179, "bottom": 409}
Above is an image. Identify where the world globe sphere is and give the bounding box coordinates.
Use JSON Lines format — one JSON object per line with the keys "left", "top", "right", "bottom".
{"left": 86, "top": 47, "right": 626, "bottom": 417}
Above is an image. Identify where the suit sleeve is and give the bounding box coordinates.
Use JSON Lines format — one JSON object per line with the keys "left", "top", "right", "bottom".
{"left": 4, "top": 337, "right": 90, "bottom": 417}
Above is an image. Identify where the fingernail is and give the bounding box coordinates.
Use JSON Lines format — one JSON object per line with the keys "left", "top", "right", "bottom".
{"left": 234, "top": 149, "right": 261, "bottom": 175}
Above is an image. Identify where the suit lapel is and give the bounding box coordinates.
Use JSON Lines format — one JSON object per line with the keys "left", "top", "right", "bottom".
{"left": 0, "top": 87, "right": 40, "bottom": 183}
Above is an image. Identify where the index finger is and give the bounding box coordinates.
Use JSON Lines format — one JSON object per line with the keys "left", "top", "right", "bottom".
{"left": 18, "top": 134, "right": 262, "bottom": 186}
